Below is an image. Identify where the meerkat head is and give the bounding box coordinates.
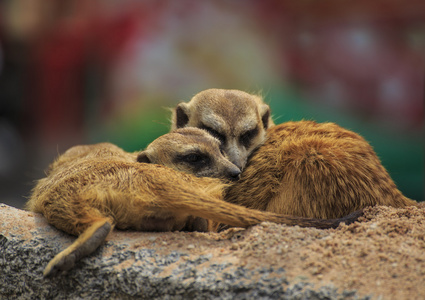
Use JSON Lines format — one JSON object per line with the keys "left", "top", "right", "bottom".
{"left": 137, "top": 128, "right": 241, "bottom": 181}
{"left": 171, "top": 89, "right": 274, "bottom": 170}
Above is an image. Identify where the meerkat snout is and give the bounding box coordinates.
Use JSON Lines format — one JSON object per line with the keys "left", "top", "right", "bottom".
{"left": 227, "top": 167, "right": 241, "bottom": 181}
{"left": 137, "top": 127, "right": 241, "bottom": 181}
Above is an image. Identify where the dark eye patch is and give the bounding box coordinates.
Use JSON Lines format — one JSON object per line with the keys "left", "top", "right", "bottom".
{"left": 240, "top": 127, "right": 258, "bottom": 148}
{"left": 175, "top": 150, "right": 210, "bottom": 167}
{"left": 200, "top": 124, "right": 226, "bottom": 145}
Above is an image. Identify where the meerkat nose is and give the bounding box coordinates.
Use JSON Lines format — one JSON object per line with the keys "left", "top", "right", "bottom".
{"left": 228, "top": 168, "right": 241, "bottom": 181}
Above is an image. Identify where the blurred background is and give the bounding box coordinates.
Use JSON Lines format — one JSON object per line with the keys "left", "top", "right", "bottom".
{"left": 0, "top": 0, "right": 424, "bottom": 209}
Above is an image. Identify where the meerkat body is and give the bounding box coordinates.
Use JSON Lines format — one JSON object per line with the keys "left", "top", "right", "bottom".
{"left": 27, "top": 128, "right": 360, "bottom": 277}
{"left": 225, "top": 121, "right": 417, "bottom": 219}
{"left": 172, "top": 89, "right": 417, "bottom": 219}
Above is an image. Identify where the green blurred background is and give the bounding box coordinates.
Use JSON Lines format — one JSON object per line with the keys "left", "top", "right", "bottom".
{"left": 0, "top": 1, "right": 423, "bottom": 208}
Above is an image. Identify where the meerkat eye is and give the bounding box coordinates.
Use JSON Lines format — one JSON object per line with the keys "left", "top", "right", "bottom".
{"left": 240, "top": 127, "right": 259, "bottom": 148}
{"left": 183, "top": 153, "right": 203, "bottom": 163}
{"left": 200, "top": 125, "right": 226, "bottom": 145}
{"left": 178, "top": 151, "right": 210, "bottom": 166}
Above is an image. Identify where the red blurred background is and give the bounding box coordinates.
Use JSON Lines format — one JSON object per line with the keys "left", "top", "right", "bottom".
{"left": 0, "top": 0, "right": 423, "bottom": 208}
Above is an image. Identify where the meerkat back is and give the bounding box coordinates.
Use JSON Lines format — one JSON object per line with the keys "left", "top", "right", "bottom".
{"left": 225, "top": 121, "right": 417, "bottom": 219}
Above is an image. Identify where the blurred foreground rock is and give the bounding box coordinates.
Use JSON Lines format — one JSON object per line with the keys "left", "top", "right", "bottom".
{"left": 2, "top": 203, "right": 425, "bottom": 299}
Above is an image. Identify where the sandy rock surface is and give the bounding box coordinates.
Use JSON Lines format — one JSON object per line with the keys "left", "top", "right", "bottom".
{"left": 1, "top": 203, "right": 424, "bottom": 299}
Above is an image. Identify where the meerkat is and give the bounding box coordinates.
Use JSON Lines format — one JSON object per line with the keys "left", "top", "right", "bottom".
{"left": 27, "top": 128, "right": 362, "bottom": 277}
{"left": 171, "top": 89, "right": 417, "bottom": 220}
{"left": 224, "top": 121, "right": 417, "bottom": 219}
{"left": 172, "top": 88, "right": 274, "bottom": 170}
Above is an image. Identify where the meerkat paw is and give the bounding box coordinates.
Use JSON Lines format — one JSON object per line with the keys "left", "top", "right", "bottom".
{"left": 44, "top": 219, "right": 112, "bottom": 277}
{"left": 182, "top": 216, "right": 209, "bottom": 232}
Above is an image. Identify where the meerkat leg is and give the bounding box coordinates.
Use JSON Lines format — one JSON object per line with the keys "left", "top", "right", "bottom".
{"left": 181, "top": 216, "right": 209, "bottom": 232}
{"left": 43, "top": 218, "right": 113, "bottom": 277}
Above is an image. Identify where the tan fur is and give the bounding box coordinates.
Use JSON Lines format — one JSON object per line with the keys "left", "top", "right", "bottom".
{"left": 27, "top": 128, "right": 361, "bottom": 277}
{"left": 172, "top": 89, "right": 274, "bottom": 170}
{"left": 171, "top": 89, "right": 417, "bottom": 221}
{"left": 138, "top": 127, "right": 241, "bottom": 180}
{"left": 225, "top": 121, "right": 417, "bottom": 219}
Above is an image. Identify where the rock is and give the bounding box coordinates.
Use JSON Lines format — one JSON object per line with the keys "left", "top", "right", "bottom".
{"left": 0, "top": 203, "right": 374, "bottom": 299}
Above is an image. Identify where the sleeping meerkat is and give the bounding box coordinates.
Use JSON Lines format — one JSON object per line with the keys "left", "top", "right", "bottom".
{"left": 225, "top": 121, "right": 417, "bottom": 219}
{"left": 172, "top": 88, "right": 274, "bottom": 170}
{"left": 171, "top": 89, "right": 417, "bottom": 220}
{"left": 137, "top": 127, "right": 241, "bottom": 180}
{"left": 27, "top": 128, "right": 362, "bottom": 277}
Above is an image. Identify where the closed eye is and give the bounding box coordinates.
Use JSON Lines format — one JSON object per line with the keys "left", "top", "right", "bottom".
{"left": 240, "top": 127, "right": 258, "bottom": 148}
{"left": 182, "top": 153, "right": 204, "bottom": 163}
{"left": 176, "top": 151, "right": 210, "bottom": 166}
{"left": 200, "top": 125, "right": 226, "bottom": 145}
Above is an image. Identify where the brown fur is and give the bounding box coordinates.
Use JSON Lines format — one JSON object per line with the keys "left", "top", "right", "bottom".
{"left": 170, "top": 89, "right": 416, "bottom": 224}
{"left": 137, "top": 127, "right": 241, "bottom": 180}
{"left": 27, "top": 128, "right": 361, "bottom": 277}
{"left": 172, "top": 88, "right": 274, "bottom": 170}
{"left": 225, "top": 121, "right": 417, "bottom": 219}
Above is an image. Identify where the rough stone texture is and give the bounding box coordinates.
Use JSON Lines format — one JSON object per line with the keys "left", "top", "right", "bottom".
{"left": 1, "top": 203, "right": 425, "bottom": 299}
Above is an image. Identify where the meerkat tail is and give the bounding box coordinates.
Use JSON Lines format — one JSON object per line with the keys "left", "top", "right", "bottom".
{"left": 43, "top": 218, "right": 113, "bottom": 277}
{"left": 152, "top": 190, "right": 362, "bottom": 229}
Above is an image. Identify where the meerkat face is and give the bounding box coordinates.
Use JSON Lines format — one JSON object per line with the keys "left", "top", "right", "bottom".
{"left": 137, "top": 128, "right": 241, "bottom": 181}
{"left": 171, "top": 89, "right": 274, "bottom": 170}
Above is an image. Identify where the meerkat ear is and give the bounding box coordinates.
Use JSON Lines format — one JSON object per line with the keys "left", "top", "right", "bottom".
{"left": 173, "top": 103, "right": 190, "bottom": 128}
{"left": 137, "top": 151, "right": 151, "bottom": 164}
{"left": 260, "top": 104, "right": 271, "bottom": 130}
